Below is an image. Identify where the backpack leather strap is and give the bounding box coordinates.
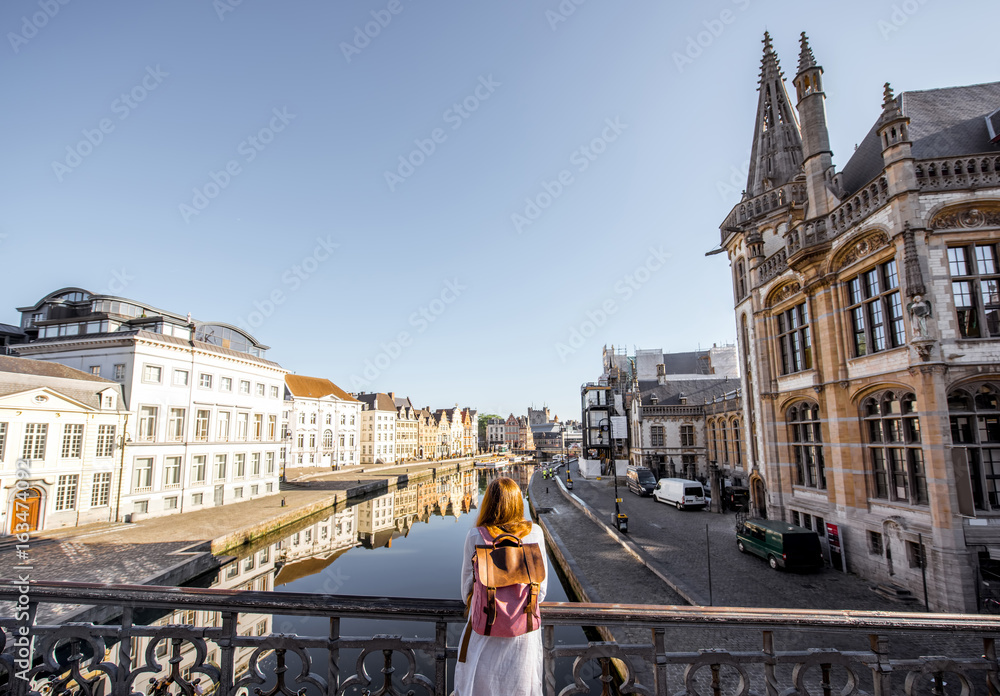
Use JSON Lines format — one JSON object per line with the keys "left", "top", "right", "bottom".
{"left": 521, "top": 540, "right": 540, "bottom": 632}
{"left": 458, "top": 621, "right": 472, "bottom": 663}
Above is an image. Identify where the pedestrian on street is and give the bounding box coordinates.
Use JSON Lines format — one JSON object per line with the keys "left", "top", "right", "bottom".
{"left": 453, "top": 476, "right": 549, "bottom": 696}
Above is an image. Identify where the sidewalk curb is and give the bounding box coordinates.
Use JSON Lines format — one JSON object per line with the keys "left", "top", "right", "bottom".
{"left": 554, "top": 476, "right": 707, "bottom": 606}
{"left": 528, "top": 473, "right": 649, "bottom": 687}
{"left": 528, "top": 492, "right": 603, "bottom": 605}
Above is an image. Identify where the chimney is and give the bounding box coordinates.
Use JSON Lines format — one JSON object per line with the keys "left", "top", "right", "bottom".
{"left": 389, "top": 392, "right": 395, "bottom": 400}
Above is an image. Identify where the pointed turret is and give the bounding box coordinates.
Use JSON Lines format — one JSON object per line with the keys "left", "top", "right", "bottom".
{"left": 877, "top": 82, "right": 919, "bottom": 224}
{"left": 792, "top": 32, "right": 838, "bottom": 218}
{"left": 745, "top": 32, "right": 803, "bottom": 199}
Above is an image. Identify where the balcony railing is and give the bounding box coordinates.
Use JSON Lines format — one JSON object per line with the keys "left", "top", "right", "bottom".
{"left": 2, "top": 581, "right": 1000, "bottom": 696}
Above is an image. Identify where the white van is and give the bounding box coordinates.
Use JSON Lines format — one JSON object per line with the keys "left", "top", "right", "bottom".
{"left": 653, "top": 478, "right": 707, "bottom": 510}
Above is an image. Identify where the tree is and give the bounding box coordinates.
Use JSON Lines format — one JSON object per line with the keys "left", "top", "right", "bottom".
{"left": 478, "top": 413, "right": 502, "bottom": 443}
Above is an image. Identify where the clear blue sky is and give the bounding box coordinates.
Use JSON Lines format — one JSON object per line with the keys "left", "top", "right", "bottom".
{"left": 2, "top": 0, "right": 995, "bottom": 420}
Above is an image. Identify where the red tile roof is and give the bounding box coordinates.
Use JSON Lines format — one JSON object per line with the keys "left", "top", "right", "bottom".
{"left": 285, "top": 374, "right": 358, "bottom": 401}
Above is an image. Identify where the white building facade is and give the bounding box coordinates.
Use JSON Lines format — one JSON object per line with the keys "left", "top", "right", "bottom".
{"left": 13, "top": 288, "right": 287, "bottom": 521}
{"left": 284, "top": 375, "right": 361, "bottom": 469}
{"left": 356, "top": 393, "right": 397, "bottom": 465}
{"left": 0, "top": 356, "right": 128, "bottom": 535}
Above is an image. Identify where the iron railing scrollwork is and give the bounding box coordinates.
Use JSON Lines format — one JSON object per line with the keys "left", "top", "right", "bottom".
{"left": 2, "top": 582, "right": 1000, "bottom": 696}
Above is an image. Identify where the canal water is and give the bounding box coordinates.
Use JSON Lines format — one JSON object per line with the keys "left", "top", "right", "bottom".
{"left": 188, "top": 465, "right": 605, "bottom": 694}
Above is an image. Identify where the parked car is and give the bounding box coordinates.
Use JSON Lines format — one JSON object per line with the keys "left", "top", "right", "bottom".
{"left": 736, "top": 518, "right": 823, "bottom": 571}
{"left": 722, "top": 485, "right": 750, "bottom": 512}
{"left": 626, "top": 466, "right": 657, "bottom": 496}
{"left": 652, "top": 478, "right": 706, "bottom": 510}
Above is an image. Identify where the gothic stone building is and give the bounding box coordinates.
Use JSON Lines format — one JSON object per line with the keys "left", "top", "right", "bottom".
{"left": 719, "top": 32, "right": 1000, "bottom": 612}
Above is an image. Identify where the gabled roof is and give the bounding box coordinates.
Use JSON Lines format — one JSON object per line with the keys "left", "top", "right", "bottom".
{"left": 357, "top": 392, "right": 397, "bottom": 411}
{"left": 840, "top": 81, "right": 1000, "bottom": 196}
{"left": 285, "top": 374, "right": 358, "bottom": 401}
{"left": 0, "top": 357, "right": 125, "bottom": 410}
{"left": 0, "top": 355, "right": 113, "bottom": 383}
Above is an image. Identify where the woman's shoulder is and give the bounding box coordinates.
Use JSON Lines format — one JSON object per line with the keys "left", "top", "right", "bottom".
{"left": 524, "top": 522, "right": 544, "bottom": 542}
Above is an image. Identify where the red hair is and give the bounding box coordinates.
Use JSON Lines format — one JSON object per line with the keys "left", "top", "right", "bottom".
{"left": 475, "top": 477, "right": 532, "bottom": 537}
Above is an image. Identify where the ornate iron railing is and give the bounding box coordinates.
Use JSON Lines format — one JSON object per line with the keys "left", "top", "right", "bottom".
{"left": 2, "top": 581, "right": 1000, "bottom": 696}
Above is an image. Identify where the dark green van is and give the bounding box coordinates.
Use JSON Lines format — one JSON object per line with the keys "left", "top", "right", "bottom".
{"left": 736, "top": 518, "right": 823, "bottom": 571}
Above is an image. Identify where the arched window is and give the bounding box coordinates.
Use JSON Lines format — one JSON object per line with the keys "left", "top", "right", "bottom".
{"left": 731, "top": 419, "right": 743, "bottom": 468}
{"left": 862, "top": 391, "right": 925, "bottom": 504}
{"left": 735, "top": 259, "right": 747, "bottom": 300}
{"left": 721, "top": 419, "right": 730, "bottom": 464}
{"left": 950, "top": 384, "right": 1000, "bottom": 511}
{"left": 323, "top": 430, "right": 333, "bottom": 449}
{"left": 787, "top": 402, "right": 825, "bottom": 489}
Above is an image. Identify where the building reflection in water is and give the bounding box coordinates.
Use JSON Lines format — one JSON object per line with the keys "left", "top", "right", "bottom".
{"left": 126, "top": 466, "right": 532, "bottom": 693}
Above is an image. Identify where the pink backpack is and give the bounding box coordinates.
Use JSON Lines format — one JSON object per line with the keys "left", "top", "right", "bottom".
{"left": 469, "top": 526, "right": 545, "bottom": 637}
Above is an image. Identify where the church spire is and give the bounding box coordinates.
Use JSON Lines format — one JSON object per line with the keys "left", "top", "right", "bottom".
{"left": 797, "top": 31, "right": 816, "bottom": 73}
{"left": 745, "top": 32, "right": 803, "bottom": 199}
{"left": 792, "top": 31, "right": 838, "bottom": 218}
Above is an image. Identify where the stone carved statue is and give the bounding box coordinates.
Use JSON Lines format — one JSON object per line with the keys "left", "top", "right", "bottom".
{"left": 907, "top": 295, "right": 932, "bottom": 338}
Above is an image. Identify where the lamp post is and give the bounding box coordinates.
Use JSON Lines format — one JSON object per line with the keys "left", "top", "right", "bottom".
{"left": 112, "top": 429, "right": 132, "bottom": 523}
{"left": 600, "top": 417, "right": 627, "bottom": 533}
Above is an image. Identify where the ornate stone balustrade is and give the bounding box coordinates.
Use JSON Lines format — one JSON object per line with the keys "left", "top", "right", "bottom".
{"left": 826, "top": 176, "right": 889, "bottom": 238}
{"left": 916, "top": 155, "right": 1000, "bottom": 192}
{"left": 721, "top": 183, "right": 807, "bottom": 245}
{"left": 757, "top": 248, "right": 789, "bottom": 284}
{"left": 2, "top": 581, "right": 1000, "bottom": 696}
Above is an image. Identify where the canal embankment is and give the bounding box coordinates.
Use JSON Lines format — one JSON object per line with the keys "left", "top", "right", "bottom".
{"left": 528, "top": 468, "right": 688, "bottom": 689}
{"left": 3, "top": 459, "right": 478, "bottom": 621}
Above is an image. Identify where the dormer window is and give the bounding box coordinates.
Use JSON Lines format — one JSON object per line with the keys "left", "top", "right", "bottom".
{"left": 100, "top": 390, "right": 116, "bottom": 409}
{"left": 986, "top": 108, "right": 999, "bottom": 145}
{"left": 650, "top": 395, "right": 659, "bottom": 405}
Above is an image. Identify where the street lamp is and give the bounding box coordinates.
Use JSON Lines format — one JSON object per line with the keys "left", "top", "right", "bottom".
{"left": 600, "top": 418, "right": 627, "bottom": 533}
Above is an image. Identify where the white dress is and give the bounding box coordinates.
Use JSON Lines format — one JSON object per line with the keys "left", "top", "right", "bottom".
{"left": 452, "top": 524, "right": 549, "bottom": 696}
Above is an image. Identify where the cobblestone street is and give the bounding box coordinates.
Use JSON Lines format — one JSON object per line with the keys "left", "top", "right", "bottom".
{"left": 537, "top": 464, "right": 985, "bottom": 667}
{"left": 567, "top": 465, "right": 906, "bottom": 612}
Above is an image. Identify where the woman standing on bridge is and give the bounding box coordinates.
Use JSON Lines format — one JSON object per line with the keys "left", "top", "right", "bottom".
{"left": 453, "top": 476, "right": 549, "bottom": 695}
